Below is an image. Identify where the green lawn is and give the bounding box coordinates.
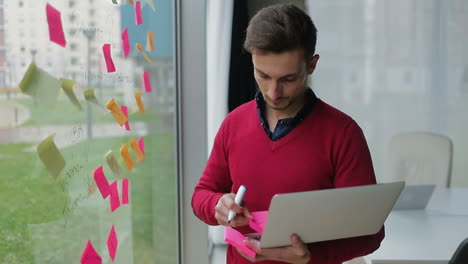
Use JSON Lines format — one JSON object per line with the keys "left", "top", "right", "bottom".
{"left": 0, "top": 133, "right": 177, "bottom": 263}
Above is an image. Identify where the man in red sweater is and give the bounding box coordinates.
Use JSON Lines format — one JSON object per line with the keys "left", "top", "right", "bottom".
{"left": 192, "top": 4, "right": 384, "bottom": 264}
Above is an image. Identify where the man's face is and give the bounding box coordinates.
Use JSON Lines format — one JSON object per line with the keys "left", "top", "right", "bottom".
{"left": 252, "top": 49, "right": 319, "bottom": 113}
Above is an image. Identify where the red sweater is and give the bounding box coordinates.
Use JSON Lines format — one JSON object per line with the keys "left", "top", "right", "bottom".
{"left": 192, "top": 99, "right": 384, "bottom": 264}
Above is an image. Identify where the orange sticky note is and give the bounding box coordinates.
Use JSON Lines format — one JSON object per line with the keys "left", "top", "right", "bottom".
{"left": 106, "top": 98, "right": 128, "bottom": 126}
{"left": 136, "top": 43, "right": 152, "bottom": 63}
{"left": 129, "top": 0, "right": 134, "bottom": 4}
{"left": 120, "top": 144, "right": 135, "bottom": 171}
{"left": 134, "top": 92, "right": 145, "bottom": 114}
{"left": 46, "top": 4, "right": 67, "bottom": 47}
{"left": 146, "top": 31, "right": 155, "bottom": 51}
{"left": 130, "top": 138, "right": 144, "bottom": 162}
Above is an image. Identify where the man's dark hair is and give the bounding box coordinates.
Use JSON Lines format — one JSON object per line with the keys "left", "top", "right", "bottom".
{"left": 244, "top": 4, "right": 317, "bottom": 62}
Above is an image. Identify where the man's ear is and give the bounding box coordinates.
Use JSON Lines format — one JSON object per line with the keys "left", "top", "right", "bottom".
{"left": 307, "top": 54, "right": 320, "bottom": 75}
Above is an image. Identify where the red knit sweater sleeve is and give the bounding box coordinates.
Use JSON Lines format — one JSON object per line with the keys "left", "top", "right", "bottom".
{"left": 191, "top": 116, "right": 233, "bottom": 225}
{"left": 307, "top": 120, "right": 385, "bottom": 264}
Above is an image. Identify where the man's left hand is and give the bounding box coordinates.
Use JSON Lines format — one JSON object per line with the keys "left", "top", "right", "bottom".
{"left": 238, "top": 233, "right": 311, "bottom": 264}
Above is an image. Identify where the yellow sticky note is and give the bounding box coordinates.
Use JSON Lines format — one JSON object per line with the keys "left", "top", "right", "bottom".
{"left": 135, "top": 92, "right": 145, "bottom": 114}
{"left": 84, "top": 88, "right": 100, "bottom": 105}
{"left": 19, "top": 63, "right": 61, "bottom": 108}
{"left": 129, "top": 138, "right": 144, "bottom": 162}
{"left": 120, "top": 144, "right": 135, "bottom": 171}
{"left": 61, "top": 78, "right": 82, "bottom": 110}
{"left": 106, "top": 98, "right": 128, "bottom": 126}
{"left": 86, "top": 177, "right": 97, "bottom": 198}
{"left": 37, "top": 134, "right": 66, "bottom": 179}
{"left": 146, "top": 0, "right": 156, "bottom": 11}
{"left": 136, "top": 43, "right": 152, "bottom": 63}
{"left": 106, "top": 151, "right": 123, "bottom": 179}
{"left": 146, "top": 31, "right": 155, "bottom": 51}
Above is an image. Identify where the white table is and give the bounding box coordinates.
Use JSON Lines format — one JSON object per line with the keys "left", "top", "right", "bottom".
{"left": 366, "top": 188, "right": 468, "bottom": 264}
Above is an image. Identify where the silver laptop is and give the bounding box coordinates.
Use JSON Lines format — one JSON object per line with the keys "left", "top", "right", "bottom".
{"left": 259, "top": 181, "right": 405, "bottom": 248}
{"left": 392, "top": 184, "right": 435, "bottom": 210}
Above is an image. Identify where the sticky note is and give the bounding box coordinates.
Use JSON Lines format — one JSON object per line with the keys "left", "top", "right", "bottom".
{"left": 122, "top": 178, "right": 129, "bottom": 204}
{"left": 138, "top": 137, "right": 145, "bottom": 155}
{"left": 105, "top": 151, "right": 123, "bottom": 179}
{"left": 120, "top": 144, "right": 135, "bottom": 171}
{"left": 121, "top": 105, "right": 131, "bottom": 131}
{"left": 134, "top": 92, "right": 145, "bottom": 114}
{"left": 94, "top": 166, "right": 110, "bottom": 199}
{"left": 136, "top": 43, "right": 152, "bottom": 63}
{"left": 224, "top": 227, "right": 256, "bottom": 258}
{"left": 142, "top": 71, "right": 152, "bottom": 93}
{"left": 19, "top": 63, "right": 61, "bottom": 108}
{"left": 102, "top": 44, "right": 116, "bottom": 73}
{"left": 61, "top": 78, "right": 82, "bottom": 110}
{"left": 146, "top": 31, "right": 155, "bottom": 51}
{"left": 129, "top": 138, "right": 144, "bottom": 162}
{"left": 80, "top": 240, "right": 102, "bottom": 264}
{"left": 135, "top": 1, "right": 143, "bottom": 25}
{"left": 107, "top": 225, "right": 118, "bottom": 261}
{"left": 46, "top": 4, "right": 67, "bottom": 47}
{"left": 122, "top": 28, "right": 130, "bottom": 58}
{"left": 37, "top": 134, "right": 65, "bottom": 179}
{"left": 86, "top": 178, "right": 97, "bottom": 198}
{"left": 84, "top": 88, "right": 100, "bottom": 105}
{"left": 109, "top": 181, "right": 121, "bottom": 212}
{"left": 146, "top": 0, "right": 156, "bottom": 11}
{"left": 106, "top": 98, "right": 128, "bottom": 126}
{"left": 129, "top": 0, "right": 134, "bottom": 4}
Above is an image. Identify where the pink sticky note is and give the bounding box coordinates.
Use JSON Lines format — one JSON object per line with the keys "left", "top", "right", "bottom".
{"left": 102, "top": 44, "right": 116, "bottom": 73}
{"left": 135, "top": 1, "right": 143, "bottom": 25}
{"left": 110, "top": 181, "right": 121, "bottom": 212}
{"left": 122, "top": 28, "right": 130, "bottom": 58}
{"left": 94, "top": 166, "right": 110, "bottom": 199}
{"left": 120, "top": 105, "right": 130, "bottom": 131}
{"left": 143, "top": 71, "right": 152, "bottom": 93}
{"left": 80, "top": 240, "right": 102, "bottom": 264}
{"left": 107, "top": 225, "right": 118, "bottom": 261}
{"left": 248, "top": 211, "right": 268, "bottom": 233}
{"left": 122, "top": 178, "right": 129, "bottom": 204}
{"left": 138, "top": 137, "right": 145, "bottom": 155}
{"left": 224, "top": 227, "right": 257, "bottom": 258}
{"left": 46, "top": 4, "right": 67, "bottom": 47}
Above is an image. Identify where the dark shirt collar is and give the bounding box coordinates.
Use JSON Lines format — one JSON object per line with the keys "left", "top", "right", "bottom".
{"left": 255, "top": 88, "right": 317, "bottom": 141}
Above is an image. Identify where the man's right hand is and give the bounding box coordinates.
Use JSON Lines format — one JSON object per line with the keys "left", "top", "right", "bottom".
{"left": 215, "top": 193, "right": 253, "bottom": 227}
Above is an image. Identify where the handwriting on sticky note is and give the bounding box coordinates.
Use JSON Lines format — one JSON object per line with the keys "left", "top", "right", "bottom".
{"left": 146, "top": 31, "right": 155, "bottom": 51}
{"left": 122, "top": 28, "right": 130, "bottom": 58}
{"left": 143, "top": 71, "right": 152, "bottom": 93}
{"left": 138, "top": 137, "right": 145, "bottom": 155}
{"left": 61, "top": 78, "right": 82, "bottom": 110}
{"left": 107, "top": 225, "right": 118, "bottom": 261}
{"left": 84, "top": 88, "right": 100, "bottom": 105}
{"left": 120, "top": 144, "right": 135, "bottom": 171}
{"left": 136, "top": 43, "right": 152, "bottom": 63}
{"left": 37, "top": 134, "right": 65, "bottom": 179}
{"left": 134, "top": 92, "right": 145, "bottom": 114}
{"left": 19, "top": 63, "right": 61, "bottom": 108}
{"left": 135, "top": 1, "right": 143, "bottom": 25}
{"left": 80, "top": 240, "right": 102, "bottom": 264}
{"left": 105, "top": 151, "right": 123, "bottom": 179}
{"left": 109, "top": 181, "right": 121, "bottom": 212}
{"left": 93, "top": 166, "right": 110, "bottom": 199}
{"left": 120, "top": 105, "right": 131, "bottom": 131}
{"left": 46, "top": 4, "right": 67, "bottom": 47}
{"left": 122, "top": 178, "right": 129, "bottom": 204}
{"left": 106, "top": 98, "right": 128, "bottom": 126}
{"left": 130, "top": 138, "right": 144, "bottom": 162}
{"left": 102, "top": 44, "right": 116, "bottom": 72}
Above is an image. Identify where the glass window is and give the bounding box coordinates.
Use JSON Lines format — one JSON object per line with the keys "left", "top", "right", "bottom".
{"left": 1, "top": 1, "right": 178, "bottom": 264}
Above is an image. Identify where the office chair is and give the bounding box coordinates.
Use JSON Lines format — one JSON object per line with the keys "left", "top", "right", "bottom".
{"left": 449, "top": 238, "right": 468, "bottom": 264}
{"left": 381, "top": 132, "right": 453, "bottom": 187}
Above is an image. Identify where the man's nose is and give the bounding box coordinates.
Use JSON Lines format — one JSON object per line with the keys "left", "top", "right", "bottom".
{"left": 267, "top": 81, "right": 282, "bottom": 99}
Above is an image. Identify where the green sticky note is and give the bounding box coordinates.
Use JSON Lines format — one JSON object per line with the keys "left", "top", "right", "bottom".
{"left": 84, "top": 88, "right": 100, "bottom": 105}
{"left": 105, "top": 151, "right": 123, "bottom": 179}
{"left": 19, "top": 63, "right": 61, "bottom": 108}
{"left": 60, "top": 78, "right": 82, "bottom": 111}
{"left": 37, "top": 134, "right": 66, "bottom": 179}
